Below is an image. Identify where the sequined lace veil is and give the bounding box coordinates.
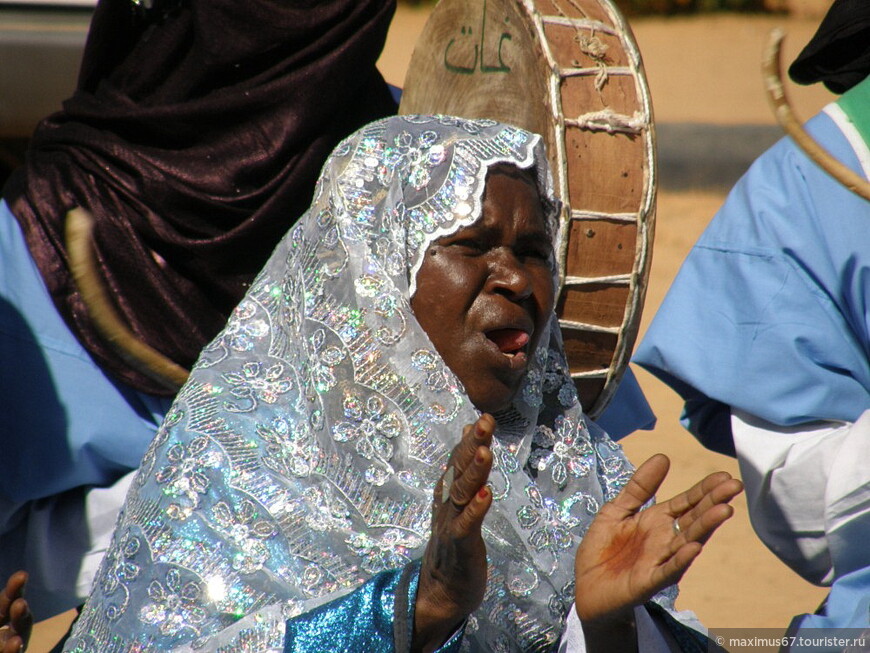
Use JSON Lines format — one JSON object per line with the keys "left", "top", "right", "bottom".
{"left": 65, "top": 115, "right": 651, "bottom": 652}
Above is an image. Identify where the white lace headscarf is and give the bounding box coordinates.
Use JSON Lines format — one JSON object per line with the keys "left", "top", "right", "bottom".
{"left": 66, "top": 116, "right": 645, "bottom": 652}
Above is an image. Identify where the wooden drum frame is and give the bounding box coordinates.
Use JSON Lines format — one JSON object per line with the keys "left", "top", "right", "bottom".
{"left": 400, "top": 0, "right": 656, "bottom": 418}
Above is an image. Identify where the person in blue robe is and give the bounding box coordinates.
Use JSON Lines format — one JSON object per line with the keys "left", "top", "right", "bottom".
{"left": 634, "top": 0, "right": 870, "bottom": 640}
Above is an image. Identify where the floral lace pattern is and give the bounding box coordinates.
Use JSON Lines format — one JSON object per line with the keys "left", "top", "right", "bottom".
{"left": 65, "top": 116, "right": 653, "bottom": 653}
{"left": 332, "top": 392, "right": 403, "bottom": 486}
{"left": 530, "top": 416, "right": 594, "bottom": 489}
{"left": 139, "top": 569, "right": 207, "bottom": 637}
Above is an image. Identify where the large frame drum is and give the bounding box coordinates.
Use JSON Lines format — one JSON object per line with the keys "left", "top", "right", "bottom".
{"left": 400, "top": 0, "right": 656, "bottom": 418}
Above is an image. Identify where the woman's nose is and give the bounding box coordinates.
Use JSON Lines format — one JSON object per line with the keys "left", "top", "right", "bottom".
{"left": 487, "top": 248, "right": 532, "bottom": 300}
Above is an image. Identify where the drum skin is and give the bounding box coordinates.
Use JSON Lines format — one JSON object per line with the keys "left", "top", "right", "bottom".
{"left": 400, "top": 0, "right": 656, "bottom": 418}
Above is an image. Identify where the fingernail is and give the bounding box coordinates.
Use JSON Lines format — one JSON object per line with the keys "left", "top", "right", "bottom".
{"left": 475, "top": 421, "right": 486, "bottom": 438}
{"left": 478, "top": 486, "right": 489, "bottom": 499}
{"left": 475, "top": 448, "right": 485, "bottom": 464}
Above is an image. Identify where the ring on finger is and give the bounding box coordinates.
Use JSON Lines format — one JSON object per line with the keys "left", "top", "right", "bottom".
{"left": 441, "top": 466, "right": 455, "bottom": 504}
{"left": 672, "top": 518, "right": 682, "bottom": 536}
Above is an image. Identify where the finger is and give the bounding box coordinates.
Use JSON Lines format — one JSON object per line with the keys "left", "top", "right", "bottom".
{"left": 8, "top": 599, "right": 31, "bottom": 647}
{"left": 610, "top": 454, "right": 670, "bottom": 514}
{"left": 441, "top": 414, "right": 495, "bottom": 511}
{"left": 1, "top": 635, "right": 24, "bottom": 653}
{"left": 678, "top": 503, "right": 736, "bottom": 546}
{"left": 451, "top": 485, "right": 494, "bottom": 539}
{"left": 653, "top": 541, "right": 704, "bottom": 590}
{"left": 434, "top": 423, "right": 473, "bottom": 505}
{"left": 449, "top": 443, "right": 493, "bottom": 511}
{"left": 0, "top": 572, "right": 26, "bottom": 622}
{"left": 673, "top": 478, "right": 744, "bottom": 535}
{"left": 433, "top": 415, "right": 495, "bottom": 512}
{"left": 664, "top": 470, "right": 736, "bottom": 517}
{"left": 446, "top": 415, "right": 495, "bottom": 475}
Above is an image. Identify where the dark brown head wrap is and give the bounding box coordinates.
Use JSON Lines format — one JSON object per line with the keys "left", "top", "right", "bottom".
{"left": 4, "top": 0, "right": 397, "bottom": 394}
{"left": 789, "top": 0, "right": 870, "bottom": 93}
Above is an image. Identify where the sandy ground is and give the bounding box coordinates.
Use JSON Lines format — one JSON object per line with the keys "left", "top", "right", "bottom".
{"left": 29, "top": 7, "right": 836, "bottom": 651}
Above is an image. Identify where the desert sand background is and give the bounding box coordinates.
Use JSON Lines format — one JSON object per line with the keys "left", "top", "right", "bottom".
{"left": 29, "top": 6, "right": 837, "bottom": 651}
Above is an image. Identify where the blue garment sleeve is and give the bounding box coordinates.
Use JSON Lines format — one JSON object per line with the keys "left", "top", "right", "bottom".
{"left": 283, "top": 560, "right": 464, "bottom": 653}
{"left": 634, "top": 110, "right": 870, "bottom": 453}
{"left": 788, "top": 566, "right": 870, "bottom": 633}
{"left": 0, "top": 199, "right": 172, "bottom": 501}
{"left": 594, "top": 366, "right": 657, "bottom": 440}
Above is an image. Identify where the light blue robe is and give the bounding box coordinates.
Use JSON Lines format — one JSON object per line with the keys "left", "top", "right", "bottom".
{"left": 0, "top": 199, "right": 171, "bottom": 615}
{"left": 634, "top": 81, "right": 870, "bottom": 638}
{"left": 0, "top": 200, "right": 171, "bottom": 501}
{"left": 635, "top": 107, "right": 870, "bottom": 452}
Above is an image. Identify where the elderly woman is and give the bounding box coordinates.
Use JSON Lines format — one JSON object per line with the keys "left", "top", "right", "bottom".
{"left": 60, "top": 115, "right": 740, "bottom": 652}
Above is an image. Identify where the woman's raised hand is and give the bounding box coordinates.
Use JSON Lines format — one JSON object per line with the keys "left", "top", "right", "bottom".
{"left": 413, "top": 414, "right": 495, "bottom": 653}
{"left": 574, "top": 454, "right": 743, "bottom": 625}
{"left": 0, "top": 571, "right": 31, "bottom": 653}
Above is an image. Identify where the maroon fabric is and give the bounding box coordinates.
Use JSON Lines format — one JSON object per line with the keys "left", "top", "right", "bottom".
{"left": 4, "top": 0, "right": 397, "bottom": 394}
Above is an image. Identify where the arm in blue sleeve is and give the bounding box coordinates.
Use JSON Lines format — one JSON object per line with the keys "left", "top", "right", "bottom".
{"left": 284, "top": 559, "right": 465, "bottom": 653}
{"left": 594, "top": 366, "right": 657, "bottom": 440}
{"left": 635, "top": 112, "right": 870, "bottom": 451}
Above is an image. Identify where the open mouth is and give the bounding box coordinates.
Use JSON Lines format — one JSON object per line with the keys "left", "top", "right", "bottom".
{"left": 486, "top": 328, "right": 530, "bottom": 358}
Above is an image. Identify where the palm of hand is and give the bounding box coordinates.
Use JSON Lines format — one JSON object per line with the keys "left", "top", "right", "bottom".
{"left": 574, "top": 454, "right": 743, "bottom": 624}
{"left": 575, "top": 498, "right": 686, "bottom": 622}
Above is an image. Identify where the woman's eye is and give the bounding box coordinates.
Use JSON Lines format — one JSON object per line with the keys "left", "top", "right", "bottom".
{"left": 521, "top": 246, "right": 552, "bottom": 261}
{"left": 450, "top": 239, "right": 485, "bottom": 253}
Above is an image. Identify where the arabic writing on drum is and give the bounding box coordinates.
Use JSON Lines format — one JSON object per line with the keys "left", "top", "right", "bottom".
{"left": 443, "top": 0, "right": 512, "bottom": 74}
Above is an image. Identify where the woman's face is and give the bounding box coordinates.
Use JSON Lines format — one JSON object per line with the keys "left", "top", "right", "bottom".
{"left": 411, "top": 166, "right": 556, "bottom": 414}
